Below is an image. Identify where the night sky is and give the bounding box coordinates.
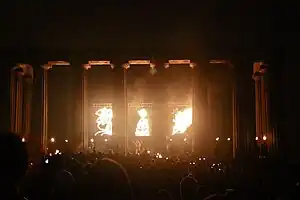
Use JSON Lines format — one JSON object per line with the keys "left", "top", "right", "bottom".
{"left": 0, "top": 2, "right": 293, "bottom": 158}
{"left": 1, "top": 2, "right": 275, "bottom": 56}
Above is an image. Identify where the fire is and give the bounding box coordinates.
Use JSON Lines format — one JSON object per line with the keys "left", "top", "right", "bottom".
{"left": 172, "top": 108, "right": 192, "bottom": 135}
{"left": 94, "top": 107, "right": 113, "bottom": 136}
{"left": 135, "top": 108, "right": 150, "bottom": 136}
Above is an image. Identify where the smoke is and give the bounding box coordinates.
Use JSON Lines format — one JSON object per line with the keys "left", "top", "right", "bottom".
{"left": 128, "top": 77, "right": 146, "bottom": 103}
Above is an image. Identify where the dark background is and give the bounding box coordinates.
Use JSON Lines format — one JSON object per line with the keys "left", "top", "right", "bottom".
{"left": 0, "top": 2, "right": 294, "bottom": 161}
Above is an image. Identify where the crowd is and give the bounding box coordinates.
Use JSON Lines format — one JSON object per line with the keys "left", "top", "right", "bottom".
{"left": 1, "top": 131, "right": 300, "bottom": 200}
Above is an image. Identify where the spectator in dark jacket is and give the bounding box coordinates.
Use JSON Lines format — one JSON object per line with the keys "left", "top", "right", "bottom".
{"left": 0, "top": 131, "right": 28, "bottom": 200}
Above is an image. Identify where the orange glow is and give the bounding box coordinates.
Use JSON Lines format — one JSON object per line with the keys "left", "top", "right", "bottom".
{"left": 172, "top": 108, "right": 192, "bottom": 135}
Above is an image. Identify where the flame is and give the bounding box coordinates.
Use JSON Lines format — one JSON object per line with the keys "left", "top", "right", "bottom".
{"left": 94, "top": 107, "right": 113, "bottom": 136}
{"left": 135, "top": 108, "right": 150, "bottom": 136}
{"left": 172, "top": 108, "right": 192, "bottom": 135}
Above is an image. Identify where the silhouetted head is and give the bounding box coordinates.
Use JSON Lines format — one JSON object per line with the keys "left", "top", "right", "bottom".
{"left": 52, "top": 170, "right": 75, "bottom": 200}
{"left": 88, "top": 158, "right": 133, "bottom": 200}
{"left": 180, "top": 175, "right": 198, "bottom": 200}
{"left": 0, "top": 132, "right": 28, "bottom": 189}
{"left": 157, "top": 189, "right": 173, "bottom": 200}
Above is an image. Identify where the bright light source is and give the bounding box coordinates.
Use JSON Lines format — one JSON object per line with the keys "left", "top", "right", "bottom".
{"left": 90, "top": 138, "right": 94, "bottom": 143}
{"left": 65, "top": 140, "right": 68, "bottom": 143}
{"left": 216, "top": 137, "right": 220, "bottom": 141}
{"left": 169, "top": 138, "right": 172, "bottom": 142}
{"left": 135, "top": 108, "right": 150, "bottom": 136}
{"left": 184, "top": 138, "right": 187, "bottom": 142}
{"left": 55, "top": 149, "right": 60, "bottom": 155}
{"left": 50, "top": 138, "right": 55, "bottom": 143}
{"left": 104, "top": 139, "right": 108, "bottom": 142}
{"left": 255, "top": 136, "right": 259, "bottom": 141}
{"left": 172, "top": 108, "right": 192, "bottom": 135}
{"left": 94, "top": 107, "right": 113, "bottom": 136}
{"left": 263, "top": 135, "right": 267, "bottom": 141}
{"left": 227, "top": 137, "right": 231, "bottom": 141}
{"left": 147, "top": 150, "right": 151, "bottom": 154}
{"left": 21, "top": 137, "right": 25, "bottom": 142}
{"left": 45, "top": 159, "right": 49, "bottom": 164}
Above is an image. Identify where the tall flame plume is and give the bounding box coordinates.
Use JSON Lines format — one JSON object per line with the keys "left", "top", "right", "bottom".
{"left": 172, "top": 108, "right": 192, "bottom": 135}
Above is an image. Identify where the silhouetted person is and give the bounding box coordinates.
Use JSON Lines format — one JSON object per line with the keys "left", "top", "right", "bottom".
{"left": 180, "top": 174, "right": 198, "bottom": 200}
{"left": 157, "top": 189, "right": 173, "bottom": 200}
{"left": 51, "top": 169, "right": 75, "bottom": 200}
{"left": 0, "top": 131, "right": 28, "bottom": 200}
{"left": 88, "top": 157, "right": 133, "bottom": 200}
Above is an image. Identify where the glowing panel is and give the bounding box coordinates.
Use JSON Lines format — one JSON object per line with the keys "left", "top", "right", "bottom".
{"left": 135, "top": 108, "right": 150, "bottom": 136}
{"left": 88, "top": 60, "right": 111, "bottom": 65}
{"left": 172, "top": 108, "right": 192, "bottom": 135}
{"left": 94, "top": 107, "right": 113, "bottom": 136}
{"left": 128, "top": 60, "right": 151, "bottom": 65}
{"left": 168, "top": 60, "right": 190, "bottom": 65}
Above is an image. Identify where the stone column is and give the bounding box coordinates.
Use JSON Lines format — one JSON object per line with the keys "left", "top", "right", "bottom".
{"left": 82, "top": 64, "right": 90, "bottom": 151}
{"left": 41, "top": 64, "right": 51, "bottom": 153}
{"left": 10, "top": 64, "right": 33, "bottom": 137}
{"left": 253, "top": 62, "right": 271, "bottom": 151}
{"left": 15, "top": 70, "right": 23, "bottom": 134}
{"left": 22, "top": 64, "right": 34, "bottom": 139}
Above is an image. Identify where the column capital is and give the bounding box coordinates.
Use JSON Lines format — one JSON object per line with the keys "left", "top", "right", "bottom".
{"left": 122, "top": 63, "right": 130, "bottom": 70}
{"left": 190, "top": 63, "right": 196, "bottom": 68}
{"left": 13, "top": 64, "right": 32, "bottom": 77}
{"left": 83, "top": 64, "right": 91, "bottom": 70}
{"left": 253, "top": 62, "right": 267, "bottom": 74}
{"left": 41, "top": 64, "right": 52, "bottom": 70}
{"left": 252, "top": 71, "right": 262, "bottom": 80}
{"left": 16, "top": 63, "right": 32, "bottom": 69}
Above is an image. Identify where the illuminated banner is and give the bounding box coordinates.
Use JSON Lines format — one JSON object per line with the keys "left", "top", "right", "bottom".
{"left": 92, "top": 104, "right": 113, "bottom": 136}
{"left": 135, "top": 108, "right": 150, "bottom": 137}
{"left": 128, "top": 103, "right": 152, "bottom": 137}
